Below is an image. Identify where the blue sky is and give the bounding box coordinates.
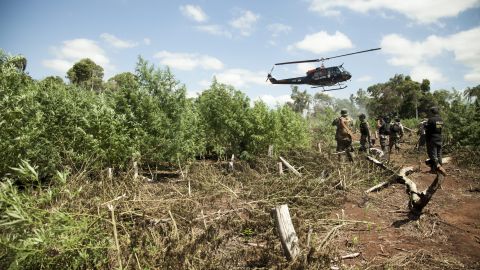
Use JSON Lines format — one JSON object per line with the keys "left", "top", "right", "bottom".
{"left": 1, "top": 0, "right": 479, "bottom": 104}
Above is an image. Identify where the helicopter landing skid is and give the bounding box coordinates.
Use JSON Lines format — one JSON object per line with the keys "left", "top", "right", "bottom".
{"left": 311, "top": 85, "right": 347, "bottom": 92}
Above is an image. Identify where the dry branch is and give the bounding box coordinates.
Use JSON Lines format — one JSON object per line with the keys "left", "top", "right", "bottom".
{"left": 107, "top": 204, "right": 123, "bottom": 270}
{"left": 365, "top": 155, "right": 446, "bottom": 214}
{"left": 279, "top": 156, "right": 302, "bottom": 177}
{"left": 319, "top": 224, "right": 344, "bottom": 251}
{"left": 341, "top": 252, "right": 361, "bottom": 259}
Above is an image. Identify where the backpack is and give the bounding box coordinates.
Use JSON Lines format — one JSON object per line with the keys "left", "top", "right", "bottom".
{"left": 332, "top": 117, "right": 340, "bottom": 126}
{"left": 380, "top": 122, "right": 390, "bottom": 135}
{"left": 391, "top": 123, "right": 400, "bottom": 133}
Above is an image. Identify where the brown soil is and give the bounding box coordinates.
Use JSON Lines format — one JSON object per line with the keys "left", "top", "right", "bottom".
{"left": 329, "top": 146, "right": 480, "bottom": 269}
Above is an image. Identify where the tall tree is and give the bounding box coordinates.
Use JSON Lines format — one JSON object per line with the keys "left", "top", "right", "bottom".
{"left": 288, "top": 85, "right": 311, "bottom": 114}
{"left": 67, "top": 58, "right": 104, "bottom": 91}
{"left": 106, "top": 72, "right": 138, "bottom": 91}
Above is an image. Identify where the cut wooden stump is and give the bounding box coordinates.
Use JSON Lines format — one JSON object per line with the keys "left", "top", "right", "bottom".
{"left": 133, "top": 162, "right": 138, "bottom": 180}
{"left": 272, "top": 204, "right": 300, "bottom": 260}
{"left": 107, "top": 168, "right": 113, "bottom": 180}
{"left": 228, "top": 154, "right": 234, "bottom": 172}
{"left": 268, "top": 145, "right": 274, "bottom": 157}
{"left": 279, "top": 156, "right": 302, "bottom": 177}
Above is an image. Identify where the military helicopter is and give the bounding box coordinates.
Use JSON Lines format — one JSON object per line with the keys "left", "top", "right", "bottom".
{"left": 267, "top": 48, "right": 381, "bottom": 91}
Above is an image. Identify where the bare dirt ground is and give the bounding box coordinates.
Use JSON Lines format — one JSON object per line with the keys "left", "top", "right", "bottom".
{"left": 329, "top": 142, "right": 480, "bottom": 269}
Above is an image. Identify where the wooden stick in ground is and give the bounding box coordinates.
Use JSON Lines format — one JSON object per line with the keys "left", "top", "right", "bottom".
{"left": 133, "top": 161, "right": 138, "bottom": 181}
{"left": 279, "top": 156, "right": 302, "bottom": 177}
{"left": 108, "top": 204, "right": 123, "bottom": 270}
{"left": 268, "top": 145, "right": 274, "bottom": 157}
{"left": 228, "top": 154, "right": 234, "bottom": 172}
{"left": 272, "top": 204, "right": 300, "bottom": 260}
{"left": 107, "top": 168, "right": 113, "bottom": 181}
{"left": 168, "top": 210, "right": 179, "bottom": 240}
{"left": 278, "top": 162, "right": 283, "bottom": 175}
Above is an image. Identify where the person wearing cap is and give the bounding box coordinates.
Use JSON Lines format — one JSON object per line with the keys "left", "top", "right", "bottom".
{"left": 333, "top": 109, "right": 354, "bottom": 159}
{"left": 358, "top": 113, "right": 371, "bottom": 153}
{"left": 388, "top": 117, "right": 404, "bottom": 154}
{"left": 425, "top": 107, "right": 447, "bottom": 176}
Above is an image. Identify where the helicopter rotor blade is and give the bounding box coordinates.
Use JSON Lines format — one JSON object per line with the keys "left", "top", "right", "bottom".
{"left": 272, "top": 47, "right": 381, "bottom": 66}
{"left": 323, "top": 47, "right": 381, "bottom": 61}
{"left": 275, "top": 59, "right": 320, "bottom": 65}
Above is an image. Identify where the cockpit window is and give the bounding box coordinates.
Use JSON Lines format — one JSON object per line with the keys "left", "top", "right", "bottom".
{"left": 330, "top": 67, "right": 340, "bottom": 75}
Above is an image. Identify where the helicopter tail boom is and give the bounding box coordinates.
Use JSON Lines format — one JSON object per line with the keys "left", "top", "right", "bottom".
{"left": 268, "top": 74, "right": 307, "bottom": 84}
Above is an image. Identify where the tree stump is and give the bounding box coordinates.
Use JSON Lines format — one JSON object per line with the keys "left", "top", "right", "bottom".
{"left": 272, "top": 204, "right": 300, "bottom": 260}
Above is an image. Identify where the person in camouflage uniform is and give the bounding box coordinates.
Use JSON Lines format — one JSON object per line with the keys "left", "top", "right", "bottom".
{"left": 333, "top": 109, "right": 354, "bottom": 161}
{"left": 377, "top": 116, "right": 390, "bottom": 152}
{"left": 388, "top": 117, "right": 404, "bottom": 154}
{"left": 425, "top": 107, "right": 447, "bottom": 176}
{"left": 416, "top": 118, "right": 428, "bottom": 151}
{"left": 358, "top": 113, "right": 371, "bottom": 153}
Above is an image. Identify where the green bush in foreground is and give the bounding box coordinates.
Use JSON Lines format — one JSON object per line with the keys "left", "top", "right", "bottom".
{"left": 0, "top": 163, "right": 109, "bottom": 269}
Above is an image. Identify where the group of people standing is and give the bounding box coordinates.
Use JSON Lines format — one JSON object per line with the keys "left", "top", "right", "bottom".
{"left": 332, "top": 107, "right": 446, "bottom": 176}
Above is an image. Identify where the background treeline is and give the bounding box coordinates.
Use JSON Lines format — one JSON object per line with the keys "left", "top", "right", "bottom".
{"left": 0, "top": 51, "right": 310, "bottom": 180}
{"left": 287, "top": 74, "right": 480, "bottom": 150}
{"left": 2, "top": 49, "right": 479, "bottom": 180}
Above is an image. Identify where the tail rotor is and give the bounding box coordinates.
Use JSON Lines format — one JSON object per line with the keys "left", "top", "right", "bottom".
{"left": 266, "top": 65, "right": 275, "bottom": 82}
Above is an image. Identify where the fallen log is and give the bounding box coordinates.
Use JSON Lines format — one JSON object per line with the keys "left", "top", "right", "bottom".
{"left": 365, "top": 155, "right": 446, "bottom": 214}
{"left": 365, "top": 161, "right": 414, "bottom": 193}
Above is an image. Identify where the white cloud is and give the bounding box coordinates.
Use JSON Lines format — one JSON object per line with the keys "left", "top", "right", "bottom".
{"left": 196, "top": 25, "right": 232, "bottom": 38}
{"left": 43, "top": 38, "right": 113, "bottom": 75}
{"left": 187, "top": 90, "right": 202, "bottom": 99}
{"left": 214, "top": 69, "right": 266, "bottom": 88}
{"left": 267, "top": 23, "right": 292, "bottom": 37}
{"left": 180, "top": 5, "right": 208, "bottom": 22}
{"left": 143, "top": 38, "right": 151, "bottom": 45}
{"left": 153, "top": 51, "right": 223, "bottom": 71}
{"left": 42, "top": 59, "right": 72, "bottom": 73}
{"left": 410, "top": 65, "right": 445, "bottom": 82}
{"left": 100, "top": 33, "right": 138, "bottom": 48}
{"left": 357, "top": 75, "right": 372, "bottom": 82}
{"left": 254, "top": 94, "right": 292, "bottom": 107}
{"left": 198, "top": 79, "right": 211, "bottom": 89}
{"left": 230, "top": 10, "right": 260, "bottom": 36}
{"left": 288, "top": 31, "right": 353, "bottom": 54}
{"left": 381, "top": 26, "right": 480, "bottom": 83}
{"left": 447, "top": 27, "right": 480, "bottom": 83}
{"left": 308, "top": 0, "right": 479, "bottom": 24}
{"left": 296, "top": 63, "right": 316, "bottom": 76}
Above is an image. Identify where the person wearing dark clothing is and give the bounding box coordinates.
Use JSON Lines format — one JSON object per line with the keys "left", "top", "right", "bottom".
{"left": 416, "top": 118, "right": 427, "bottom": 151}
{"left": 425, "top": 107, "right": 447, "bottom": 176}
{"left": 358, "top": 114, "right": 371, "bottom": 153}
{"left": 377, "top": 117, "right": 390, "bottom": 152}
{"left": 388, "top": 118, "right": 404, "bottom": 154}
